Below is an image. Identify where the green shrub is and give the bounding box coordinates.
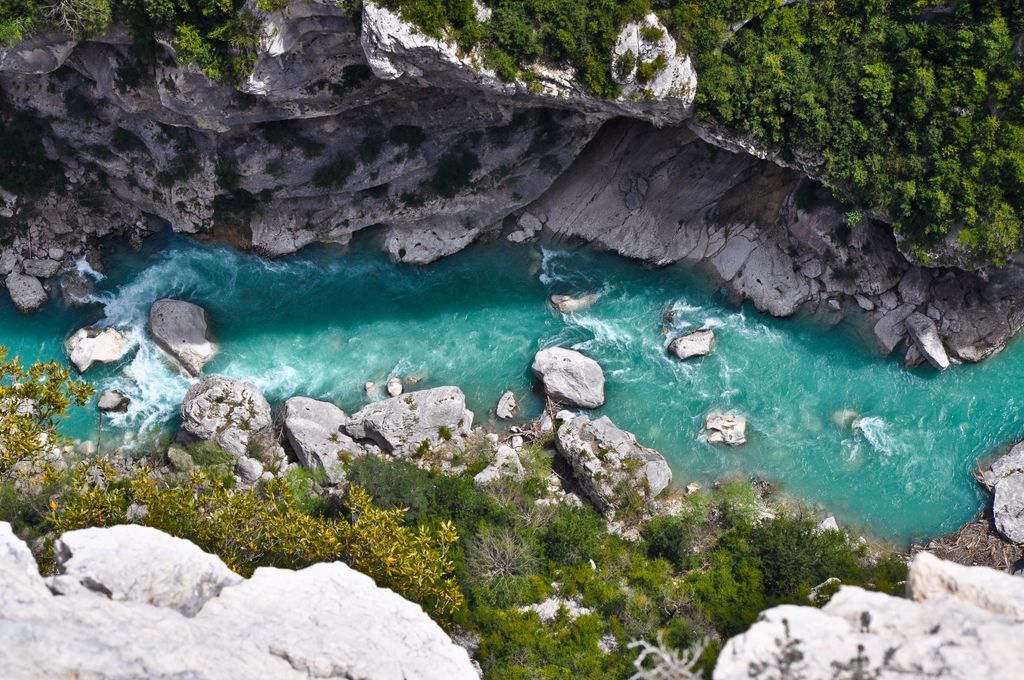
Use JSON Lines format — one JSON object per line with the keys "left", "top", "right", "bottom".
{"left": 538, "top": 505, "right": 603, "bottom": 566}
{"left": 431, "top": 145, "right": 480, "bottom": 197}
{"left": 312, "top": 154, "right": 355, "bottom": 189}
{"left": 643, "top": 515, "right": 693, "bottom": 567}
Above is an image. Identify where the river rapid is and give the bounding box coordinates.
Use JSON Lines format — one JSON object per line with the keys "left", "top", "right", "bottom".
{"left": 4, "top": 231, "right": 1018, "bottom": 543}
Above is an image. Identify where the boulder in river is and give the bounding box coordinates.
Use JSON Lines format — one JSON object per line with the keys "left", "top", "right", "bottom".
{"left": 554, "top": 411, "right": 671, "bottom": 517}
{"left": 282, "top": 397, "right": 364, "bottom": 483}
{"left": 149, "top": 299, "right": 216, "bottom": 377}
{"left": 64, "top": 327, "right": 130, "bottom": 373}
{"left": 982, "top": 443, "right": 1024, "bottom": 544}
{"left": 550, "top": 293, "right": 600, "bottom": 314}
{"left": 5, "top": 272, "right": 48, "bottom": 313}
{"left": 344, "top": 386, "right": 474, "bottom": 455}
{"left": 668, "top": 328, "right": 715, "bottom": 360}
{"left": 386, "top": 377, "right": 403, "bottom": 397}
{"left": 495, "top": 390, "right": 517, "bottom": 419}
{"left": 531, "top": 347, "right": 605, "bottom": 409}
{"left": 97, "top": 390, "right": 130, "bottom": 413}
{"left": 904, "top": 312, "right": 950, "bottom": 370}
{"left": 704, "top": 412, "right": 747, "bottom": 446}
{"left": 179, "top": 375, "right": 282, "bottom": 465}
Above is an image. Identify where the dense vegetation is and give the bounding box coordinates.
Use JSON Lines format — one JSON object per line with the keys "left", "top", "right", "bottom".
{"left": 0, "top": 348, "right": 907, "bottom": 678}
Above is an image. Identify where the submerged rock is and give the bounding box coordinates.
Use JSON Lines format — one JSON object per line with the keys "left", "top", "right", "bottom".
{"left": 5, "top": 272, "right": 47, "bottom": 313}
{"left": 715, "top": 552, "right": 1024, "bottom": 679}
{"left": 495, "top": 390, "right": 517, "bottom": 419}
{"left": 97, "top": 390, "right": 130, "bottom": 413}
{"left": 282, "top": 396, "right": 363, "bottom": 483}
{"left": 149, "top": 299, "right": 216, "bottom": 377}
{"left": 549, "top": 293, "right": 600, "bottom": 314}
{"left": 554, "top": 411, "right": 671, "bottom": 517}
{"left": 904, "top": 312, "right": 950, "bottom": 370}
{"left": 668, "top": 329, "right": 715, "bottom": 360}
{"left": 982, "top": 443, "right": 1024, "bottom": 544}
{"left": 0, "top": 522, "right": 477, "bottom": 678}
{"left": 64, "top": 327, "right": 129, "bottom": 373}
{"left": 345, "top": 386, "right": 474, "bottom": 455}
{"left": 704, "top": 412, "right": 747, "bottom": 446}
{"left": 179, "top": 375, "right": 279, "bottom": 463}
{"left": 531, "top": 347, "right": 605, "bottom": 409}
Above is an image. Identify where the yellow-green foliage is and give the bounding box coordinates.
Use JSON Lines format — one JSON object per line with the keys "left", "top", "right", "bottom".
{"left": 0, "top": 347, "right": 93, "bottom": 479}
{"left": 49, "top": 464, "right": 464, "bottom": 619}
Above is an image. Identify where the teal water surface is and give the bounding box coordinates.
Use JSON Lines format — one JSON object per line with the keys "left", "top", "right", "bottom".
{"left": 2, "top": 231, "right": 1017, "bottom": 544}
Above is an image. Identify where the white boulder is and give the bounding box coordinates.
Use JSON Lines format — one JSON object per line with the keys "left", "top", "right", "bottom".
{"left": 531, "top": 347, "right": 605, "bottom": 409}
{"left": 345, "top": 386, "right": 474, "bottom": 455}
{"left": 179, "top": 375, "right": 278, "bottom": 462}
{"left": 668, "top": 329, "right": 715, "bottom": 360}
{"left": 283, "top": 396, "right": 363, "bottom": 482}
{"left": 496, "top": 390, "right": 517, "bottom": 419}
{"left": 704, "top": 412, "right": 747, "bottom": 446}
{"left": 64, "top": 327, "right": 130, "bottom": 373}
{"left": 982, "top": 443, "right": 1024, "bottom": 544}
{"left": 149, "top": 299, "right": 217, "bottom": 377}
{"left": 5, "top": 272, "right": 47, "bottom": 313}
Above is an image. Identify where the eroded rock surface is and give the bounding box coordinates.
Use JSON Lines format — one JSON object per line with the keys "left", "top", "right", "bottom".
{"left": 64, "top": 327, "right": 129, "bottom": 373}
{"left": 0, "top": 522, "right": 477, "bottom": 679}
{"left": 982, "top": 443, "right": 1024, "bottom": 544}
{"left": 179, "top": 375, "right": 281, "bottom": 465}
{"left": 715, "top": 553, "right": 1024, "bottom": 679}
{"left": 282, "top": 396, "right": 362, "bottom": 482}
{"left": 4, "top": 272, "right": 47, "bottom": 313}
{"left": 344, "top": 386, "right": 474, "bottom": 455}
{"left": 554, "top": 411, "right": 671, "bottom": 517}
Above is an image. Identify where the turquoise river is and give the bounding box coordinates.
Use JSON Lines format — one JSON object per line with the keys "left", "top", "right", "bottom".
{"left": 2, "top": 231, "right": 1018, "bottom": 544}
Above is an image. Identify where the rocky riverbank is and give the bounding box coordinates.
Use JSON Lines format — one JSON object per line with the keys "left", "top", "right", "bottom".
{"left": 3, "top": 2, "right": 1024, "bottom": 366}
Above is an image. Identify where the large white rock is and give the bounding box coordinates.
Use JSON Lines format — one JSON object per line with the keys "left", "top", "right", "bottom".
{"left": 4, "top": 272, "right": 47, "bottom": 313}
{"left": 149, "top": 299, "right": 217, "bottom": 377}
{"left": 344, "top": 386, "right": 474, "bottom": 455}
{"left": 0, "top": 522, "right": 477, "bottom": 679}
{"left": 714, "top": 553, "right": 1024, "bottom": 679}
{"left": 704, "top": 412, "right": 747, "bottom": 446}
{"left": 179, "top": 375, "right": 277, "bottom": 460}
{"left": 904, "top": 312, "right": 950, "bottom": 370}
{"left": 283, "top": 396, "right": 364, "bottom": 482}
{"left": 554, "top": 411, "right": 671, "bottom": 516}
{"left": 474, "top": 444, "right": 524, "bottom": 487}
{"left": 668, "top": 329, "right": 715, "bottom": 360}
{"left": 531, "top": 347, "right": 605, "bottom": 409}
{"left": 64, "top": 327, "right": 130, "bottom": 373}
{"left": 50, "top": 524, "right": 242, "bottom": 616}
{"left": 982, "top": 443, "right": 1024, "bottom": 543}
{"left": 611, "top": 13, "right": 697, "bottom": 106}
{"left": 495, "top": 390, "right": 517, "bottom": 419}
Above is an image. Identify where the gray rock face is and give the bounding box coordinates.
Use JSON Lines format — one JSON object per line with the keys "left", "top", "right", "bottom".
{"left": 345, "top": 386, "right": 474, "bottom": 455}
{"left": 149, "top": 299, "right": 217, "bottom": 377}
{"left": 715, "top": 552, "right": 1024, "bottom": 679}
{"left": 495, "top": 390, "right": 517, "bottom": 419}
{"left": 532, "top": 347, "right": 605, "bottom": 409}
{"left": 0, "top": 522, "right": 477, "bottom": 679}
{"left": 668, "top": 329, "right": 715, "bottom": 360}
{"left": 283, "top": 396, "right": 363, "bottom": 482}
{"left": 21, "top": 258, "right": 60, "bottom": 279}
{"left": 554, "top": 411, "right": 671, "bottom": 517}
{"left": 904, "top": 312, "right": 950, "bottom": 370}
{"left": 179, "top": 375, "right": 277, "bottom": 461}
{"left": 704, "top": 412, "right": 747, "bottom": 446}
{"left": 50, "top": 524, "right": 242, "bottom": 616}
{"left": 4, "top": 272, "right": 47, "bottom": 313}
{"left": 982, "top": 443, "right": 1024, "bottom": 544}
{"left": 474, "top": 444, "right": 524, "bottom": 487}
{"left": 64, "top": 327, "right": 130, "bottom": 373}
{"left": 97, "top": 389, "right": 130, "bottom": 412}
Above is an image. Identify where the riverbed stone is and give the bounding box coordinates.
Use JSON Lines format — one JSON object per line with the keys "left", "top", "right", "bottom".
{"left": 496, "top": 390, "right": 517, "bottom": 419}
{"left": 64, "top": 327, "right": 130, "bottom": 373}
{"left": 531, "top": 347, "right": 605, "bottom": 409}
{"left": 22, "top": 258, "right": 60, "bottom": 279}
{"left": 282, "top": 396, "right": 362, "bottom": 482}
{"left": 982, "top": 443, "right": 1024, "bottom": 544}
{"left": 344, "top": 386, "right": 474, "bottom": 455}
{"left": 704, "top": 412, "right": 747, "bottom": 446}
{"left": 179, "top": 375, "right": 278, "bottom": 462}
{"left": 668, "top": 329, "right": 715, "bottom": 360}
{"left": 97, "top": 390, "right": 130, "bottom": 413}
{"left": 5, "top": 272, "right": 47, "bottom": 313}
{"left": 149, "top": 299, "right": 216, "bottom": 377}
{"left": 904, "top": 312, "right": 950, "bottom": 370}
{"left": 554, "top": 411, "right": 671, "bottom": 517}
{"left": 386, "top": 377, "right": 403, "bottom": 397}
{"left": 550, "top": 293, "right": 600, "bottom": 314}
